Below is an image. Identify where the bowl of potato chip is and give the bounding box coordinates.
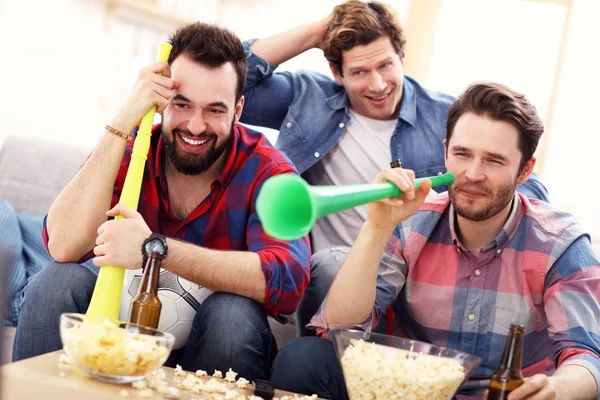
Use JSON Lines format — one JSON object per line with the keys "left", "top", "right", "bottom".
{"left": 60, "top": 313, "right": 175, "bottom": 384}
{"left": 331, "top": 329, "right": 481, "bottom": 400}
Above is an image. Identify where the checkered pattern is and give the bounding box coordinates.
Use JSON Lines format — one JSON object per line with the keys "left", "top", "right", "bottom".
{"left": 312, "top": 193, "right": 600, "bottom": 397}
{"left": 43, "top": 124, "right": 310, "bottom": 319}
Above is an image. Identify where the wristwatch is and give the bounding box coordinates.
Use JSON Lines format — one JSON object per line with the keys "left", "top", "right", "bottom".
{"left": 141, "top": 232, "right": 168, "bottom": 267}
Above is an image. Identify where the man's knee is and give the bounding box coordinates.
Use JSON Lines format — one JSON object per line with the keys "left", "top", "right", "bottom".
{"left": 272, "top": 337, "right": 337, "bottom": 379}
{"left": 193, "top": 292, "right": 270, "bottom": 347}
{"left": 310, "top": 246, "right": 350, "bottom": 282}
{"left": 22, "top": 262, "right": 96, "bottom": 311}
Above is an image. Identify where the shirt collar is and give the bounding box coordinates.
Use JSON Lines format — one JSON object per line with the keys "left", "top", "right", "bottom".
{"left": 153, "top": 124, "right": 241, "bottom": 191}
{"left": 448, "top": 194, "right": 524, "bottom": 252}
{"left": 325, "top": 75, "right": 417, "bottom": 127}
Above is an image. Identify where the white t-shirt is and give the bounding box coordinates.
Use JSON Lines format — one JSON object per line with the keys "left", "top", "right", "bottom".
{"left": 306, "top": 109, "right": 397, "bottom": 252}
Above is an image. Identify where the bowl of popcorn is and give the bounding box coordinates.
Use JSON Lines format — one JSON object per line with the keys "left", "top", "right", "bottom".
{"left": 60, "top": 313, "right": 175, "bottom": 384}
{"left": 331, "top": 329, "right": 481, "bottom": 400}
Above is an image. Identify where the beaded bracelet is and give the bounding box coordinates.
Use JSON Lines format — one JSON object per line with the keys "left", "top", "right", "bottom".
{"left": 105, "top": 124, "right": 132, "bottom": 142}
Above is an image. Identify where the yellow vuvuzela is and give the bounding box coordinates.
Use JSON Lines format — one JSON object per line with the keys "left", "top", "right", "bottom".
{"left": 86, "top": 43, "right": 172, "bottom": 322}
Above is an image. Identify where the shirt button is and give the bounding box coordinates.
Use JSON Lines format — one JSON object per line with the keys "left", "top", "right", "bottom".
{"left": 338, "top": 122, "right": 345, "bottom": 128}
{"left": 314, "top": 152, "right": 320, "bottom": 158}
{"left": 437, "top": 171, "right": 443, "bottom": 176}
{"left": 468, "top": 313, "right": 475, "bottom": 321}
{"left": 497, "top": 249, "right": 502, "bottom": 255}
{"left": 286, "top": 122, "right": 292, "bottom": 128}
{"left": 475, "top": 269, "right": 481, "bottom": 276}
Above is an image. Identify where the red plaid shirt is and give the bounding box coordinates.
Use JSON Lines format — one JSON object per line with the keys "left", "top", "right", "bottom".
{"left": 43, "top": 124, "right": 311, "bottom": 318}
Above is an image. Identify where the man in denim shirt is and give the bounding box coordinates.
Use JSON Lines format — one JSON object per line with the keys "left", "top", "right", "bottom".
{"left": 241, "top": 0, "right": 549, "bottom": 336}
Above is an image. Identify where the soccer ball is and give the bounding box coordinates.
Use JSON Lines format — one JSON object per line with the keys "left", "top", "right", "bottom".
{"left": 120, "top": 268, "right": 214, "bottom": 349}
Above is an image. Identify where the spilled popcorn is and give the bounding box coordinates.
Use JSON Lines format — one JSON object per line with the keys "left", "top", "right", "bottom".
{"left": 58, "top": 352, "right": 319, "bottom": 400}
{"left": 225, "top": 368, "right": 238, "bottom": 382}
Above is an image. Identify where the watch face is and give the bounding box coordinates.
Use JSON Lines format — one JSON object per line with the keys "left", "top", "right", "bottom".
{"left": 144, "top": 238, "right": 166, "bottom": 256}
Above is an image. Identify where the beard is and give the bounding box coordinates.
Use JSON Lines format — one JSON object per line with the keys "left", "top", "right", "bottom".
{"left": 448, "top": 178, "right": 517, "bottom": 222}
{"left": 162, "top": 122, "right": 234, "bottom": 176}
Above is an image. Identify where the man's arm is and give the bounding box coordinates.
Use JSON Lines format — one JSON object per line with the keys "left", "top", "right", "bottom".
{"left": 241, "top": 19, "right": 328, "bottom": 130}
{"left": 323, "top": 168, "right": 431, "bottom": 325}
{"left": 161, "top": 241, "right": 266, "bottom": 302}
{"left": 510, "top": 235, "right": 600, "bottom": 399}
{"left": 46, "top": 61, "right": 177, "bottom": 262}
{"left": 249, "top": 19, "right": 327, "bottom": 66}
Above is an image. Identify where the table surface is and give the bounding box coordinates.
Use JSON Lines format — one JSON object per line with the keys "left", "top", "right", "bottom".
{"left": 1, "top": 350, "right": 320, "bottom": 399}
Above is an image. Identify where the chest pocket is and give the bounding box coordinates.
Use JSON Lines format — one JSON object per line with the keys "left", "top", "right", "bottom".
{"left": 278, "top": 112, "right": 307, "bottom": 153}
{"left": 485, "top": 306, "right": 543, "bottom": 367}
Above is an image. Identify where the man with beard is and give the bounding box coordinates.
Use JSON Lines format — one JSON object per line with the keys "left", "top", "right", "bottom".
{"left": 241, "top": 0, "right": 550, "bottom": 338}
{"left": 270, "top": 82, "right": 600, "bottom": 400}
{"left": 12, "top": 22, "right": 311, "bottom": 381}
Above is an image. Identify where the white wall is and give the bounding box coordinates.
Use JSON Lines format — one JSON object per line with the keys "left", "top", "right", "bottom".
{"left": 0, "top": 0, "right": 597, "bottom": 240}
{"left": 540, "top": 0, "right": 600, "bottom": 240}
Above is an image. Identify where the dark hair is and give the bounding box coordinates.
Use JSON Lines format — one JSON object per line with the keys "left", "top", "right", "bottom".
{"left": 168, "top": 22, "right": 247, "bottom": 102}
{"left": 446, "top": 82, "right": 544, "bottom": 172}
{"left": 323, "top": 0, "right": 406, "bottom": 75}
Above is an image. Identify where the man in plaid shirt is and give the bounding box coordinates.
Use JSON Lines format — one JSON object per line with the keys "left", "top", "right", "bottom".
{"left": 13, "top": 23, "right": 310, "bottom": 381}
{"left": 271, "top": 82, "right": 600, "bottom": 399}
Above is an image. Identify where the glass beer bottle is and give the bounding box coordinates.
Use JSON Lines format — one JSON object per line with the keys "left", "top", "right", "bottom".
{"left": 488, "top": 324, "right": 525, "bottom": 400}
{"left": 128, "top": 251, "right": 162, "bottom": 329}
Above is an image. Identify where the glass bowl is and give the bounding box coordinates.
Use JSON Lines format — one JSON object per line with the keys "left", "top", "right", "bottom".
{"left": 331, "top": 329, "right": 481, "bottom": 400}
{"left": 60, "top": 313, "right": 175, "bottom": 384}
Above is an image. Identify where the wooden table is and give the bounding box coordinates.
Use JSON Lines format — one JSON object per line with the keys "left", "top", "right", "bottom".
{"left": 1, "top": 351, "right": 318, "bottom": 399}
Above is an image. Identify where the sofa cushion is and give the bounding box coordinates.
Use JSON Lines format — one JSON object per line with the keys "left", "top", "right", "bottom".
{"left": 0, "top": 136, "right": 90, "bottom": 215}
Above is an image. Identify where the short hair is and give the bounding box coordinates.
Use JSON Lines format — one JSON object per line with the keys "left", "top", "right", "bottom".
{"left": 168, "top": 22, "right": 247, "bottom": 102}
{"left": 323, "top": 0, "right": 406, "bottom": 75}
{"left": 446, "top": 82, "right": 544, "bottom": 172}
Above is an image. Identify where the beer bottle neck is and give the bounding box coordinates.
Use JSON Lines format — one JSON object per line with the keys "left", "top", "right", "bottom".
{"left": 499, "top": 325, "right": 524, "bottom": 378}
{"left": 140, "top": 252, "right": 161, "bottom": 294}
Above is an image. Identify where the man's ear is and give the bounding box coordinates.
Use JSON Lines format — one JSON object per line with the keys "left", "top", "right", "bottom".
{"left": 234, "top": 96, "right": 245, "bottom": 123}
{"left": 517, "top": 157, "right": 536, "bottom": 185}
{"left": 330, "top": 63, "right": 344, "bottom": 85}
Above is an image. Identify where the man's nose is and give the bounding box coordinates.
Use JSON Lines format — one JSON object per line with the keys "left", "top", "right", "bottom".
{"left": 187, "top": 112, "right": 206, "bottom": 135}
{"left": 369, "top": 72, "right": 387, "bottom": 93}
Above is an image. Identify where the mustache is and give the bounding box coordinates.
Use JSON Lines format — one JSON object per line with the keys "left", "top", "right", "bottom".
{"left": 172, "top": 127, "right": 217, "bottom": 141}
{"left": 452, "top": 181, "right": 492, "bottom": 196}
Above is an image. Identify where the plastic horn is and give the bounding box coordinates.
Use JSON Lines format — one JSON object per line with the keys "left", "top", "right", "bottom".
{"left": 256, "top": 172, "right": 455, "bottom": 241}
{"left": 86, "top": 43, "right": 172, "bottom": 322}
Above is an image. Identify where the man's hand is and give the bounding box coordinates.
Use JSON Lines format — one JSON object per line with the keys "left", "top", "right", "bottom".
{"left": 92, "top": 204, "right": 152, "bottom": 270}
{"left": 111, "top": 61, "right": 180, "bottom": 134}
{"left": 484, "top": 375, "right": 558, "bottom": 400}
{"left": 366, "top": 168, "right": 431, "bottom": 231}
{"left": 313, "top": 15, "right": 331, "bottom": 50}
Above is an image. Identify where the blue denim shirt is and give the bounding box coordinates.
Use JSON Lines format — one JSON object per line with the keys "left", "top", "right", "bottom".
{"left": 241, "top": 39, "right": 549, "bottom": 201}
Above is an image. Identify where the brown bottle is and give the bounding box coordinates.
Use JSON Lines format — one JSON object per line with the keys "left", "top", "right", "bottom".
{"left": 128, "top": 252, "right": 162, "bottom": 329}
{"left": 488, "top": 324, "right": 525, "bottom": 400}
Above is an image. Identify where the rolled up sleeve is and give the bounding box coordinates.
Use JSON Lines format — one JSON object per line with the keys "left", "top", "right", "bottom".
{"left": 544, "top": 234, "right": 600, "bottom": 397}
{"left": 247, "top": 162, "right": 311, "bottom": 319}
